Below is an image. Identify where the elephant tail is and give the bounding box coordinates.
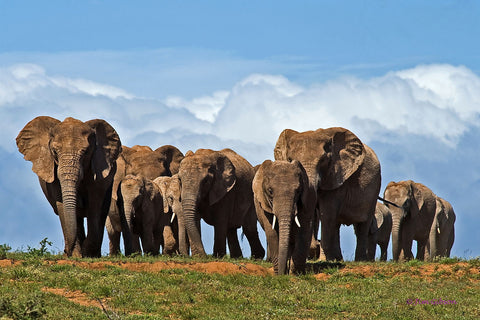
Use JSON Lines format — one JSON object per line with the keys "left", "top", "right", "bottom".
{"left": 378, "top": 196, "right": 401, "bottom": 208}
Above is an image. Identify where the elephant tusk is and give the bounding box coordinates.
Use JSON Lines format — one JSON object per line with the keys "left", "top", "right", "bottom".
{"left": 272, "top": 215, "right": 277, "bottom": 230}
{"left": 295, "top": 216, "right": 301, "bottom": 228}
{"left": 437, "top": 227, "right": 441, "bottom": 234}
{"left": 171, "top": 212, "right": 176, "bottom": 223}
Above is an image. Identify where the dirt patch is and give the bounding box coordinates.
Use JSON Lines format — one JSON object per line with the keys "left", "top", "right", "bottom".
{"left": 41, "top": 259, "right": 274, "bottom": 276}
{"left": 41, "top": 287, "right": 106, "bottom": 309}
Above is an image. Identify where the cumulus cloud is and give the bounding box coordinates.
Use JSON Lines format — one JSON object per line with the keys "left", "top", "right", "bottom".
{"left": 1, "top": 62, "right": 480, "bottom": 258}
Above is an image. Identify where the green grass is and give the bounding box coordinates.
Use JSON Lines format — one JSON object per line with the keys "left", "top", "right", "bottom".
{"left": 0, "top": 245, "right": 479, "bottom": 319}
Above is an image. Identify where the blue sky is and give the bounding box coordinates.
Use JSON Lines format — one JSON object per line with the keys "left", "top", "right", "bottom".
{"left": 1, "top": 1, "right": 479, "bottom": 259}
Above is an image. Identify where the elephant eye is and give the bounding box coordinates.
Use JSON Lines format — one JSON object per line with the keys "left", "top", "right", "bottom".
{"left": 267, "top": 187, "right": 273, "bottom": 195}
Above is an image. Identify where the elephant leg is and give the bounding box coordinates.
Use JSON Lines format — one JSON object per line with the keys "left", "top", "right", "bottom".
{"left": 105, "top": 216, "right": 121, "bottom": 255}
{"left": 227, "top": 228, "right": 242, "bottom": 259}
{"left": 366, "top": 232, "right": 377, "bottom": 261}
{"left": 213, "top": 224, "right": 228, "bottom": 258}
{"left": 163, "top": 225, "right": 177, "bottom": 255}
{"left": 241, "top": 207, "right": 265, "bottom": 259}
{"left": 84, "top": 184, "right": 111, "bottom": 257}
{"left": 416, "top": 240, "right": 427, "bottom": 261}
{"left": 354, "top": 220, "right": 370, "bottom": 261}
{"left": 321, "top": 220, "right": 342, "bottom": 261}
{"left": 379, "top": 242, "right": 388, "bottom": 261}
{"left": 402, "top": 237, "right": 414, "bottom": 261}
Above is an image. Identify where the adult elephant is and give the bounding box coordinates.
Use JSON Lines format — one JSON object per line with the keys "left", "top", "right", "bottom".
{"left": 383, "top": 180, "right": 437, "bottom": 261}
{"left": 16, "top": 116, "right": 121, "bottom": 257}
{"left": 429, "top": 197, "right": 455, "bottom": 259}
{"left": 154, "top": 175, "right": 188, "bottom": 255}
{"left": 106, "top": 145, "right": 184, "bottom": 255}
{"left": 117, "top": 174, "right": 175, "bottom": 255}
{"left": 253, "top": 160, "right": 315, "bottom": 275}
{"left": 367, "top": 202, "right": 392, "bottom": 261}
{"left": 274, "top": 127, "right": 381, "bottom": 261}
{"left": 178, "top": 148, "right": 265, "bottom": 259}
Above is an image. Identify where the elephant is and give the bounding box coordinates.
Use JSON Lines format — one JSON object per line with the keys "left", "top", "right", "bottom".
{"left": 178, "top": 148, "right": 265, "bottom": 259}
{"left": 106, "top": 144, "right": 184, "bottom": 255}
{"left": 274, "top": 127, "right": 381, "bottom": 261}
{"left": 383, "top": 180, "right": 437, "bottom": 261}
{"left": 366, "top": 202, "right": 392, "bottom": 261}
{"left": 252, "top": 160, "right": 315, "bottom": 275}
{"left": 154, "top": 174, "right": 188, "bottom": 255}
{"left": 117, "top": 174, "right": 175, "bottom": 255}
{"left": 429, "top": 197, "right": 455, "bottom": 259}
{"left": 16, "top": 116, "right": 121, "bottom": 257}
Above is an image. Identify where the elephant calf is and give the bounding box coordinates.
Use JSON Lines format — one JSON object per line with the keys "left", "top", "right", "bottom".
{"left": 114, "top": 174, "right": 176, "bottom": 255}
{"left": 253, "top": 160, "right": 315, "bottom": 275}
{"left": 367, "top": 202, "right": 392, "bottom": 261}
{"left": 154, "top": 174, "right": 187, "bottom": 255}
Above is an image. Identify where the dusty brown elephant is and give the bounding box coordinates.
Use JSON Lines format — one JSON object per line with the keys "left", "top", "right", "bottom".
{"left": 383, "top": 180, "right": 437, "bottom": 261}
{"left": 178, "top": 148, "right": 265, "bottom": 259}
{"left": 253, "top": 160, "right": 315, "bottom": 275}
{"left": 117, "top": 174, "right": 175, "bottom": 255}
{"left": 274, "top": 127, "right": 381, "bottom": 261}
{"left": 367, "top": 202, "right": 392, "bottom": 261}
{"left": 16, "top": 116, "right": 121, "bottom": 257}
{"left": 154, "top": 175, "right": 188, "bottom": 255}
{"left": 106, "top": 145, "right": 184, "bottom": 255}
{"left": 429, "top": 197, "right": 455, "bottom": 259}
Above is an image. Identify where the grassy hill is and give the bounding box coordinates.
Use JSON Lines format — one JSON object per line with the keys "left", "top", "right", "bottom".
{"left": 0, "top": 243, "right": 479, "bottom": 319}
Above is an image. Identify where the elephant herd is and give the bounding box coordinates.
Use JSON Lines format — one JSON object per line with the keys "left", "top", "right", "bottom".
{"left": 16, "top": 116, "right": 456, "bottom": 275}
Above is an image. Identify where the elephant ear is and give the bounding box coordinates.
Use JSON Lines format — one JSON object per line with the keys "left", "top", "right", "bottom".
{"left": 209, "top": 154, "right": 236, "bottom": 205}
{"left": 252, "top": 160, "right": 274, "bottom": 214}
{"left": 155, "top": 145, "right": 185, "bottom": 176}
{"left": 410, "top": 181, "right": 426, "bottom": 214}
{"left": 16, "top": 116, "right": 60, "bottom": 183}
{"left": 294, "top": 160, "right": 311, "bottom": 213}
{"left": 154, "top": 176, "right": 171, "bottom": 214}
{"left": 274, "top": 129, "right": 298, "bottom": 160}
{"left": 86, "top": 119, "right": 122, "bottom": 180}
{"left": 375, "top": 204, "right": 385, "bottom": 229}
{"left": 111, "top": 151, "right": 127, "bottom": 201}
{"left": 320, "top": 127, "right": 365, "bottom": 190}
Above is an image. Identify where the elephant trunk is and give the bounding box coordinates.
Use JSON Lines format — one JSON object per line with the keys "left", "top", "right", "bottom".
{"left": 391, "top": 212, "right": 402, "bottom": 262}
{"left": 122, "top": 195, "right": 141, "bottom": 255}
{"left": 182, "top": 197, "right": 206, "bottom": 257}
{"left": 57, "top": 153, "right": 82, "bottom": 257}
{"left": 429, "top": 221, "right": 439, "bottom": 260}
{"left": 174, "top": 202, "right": 189, "bottom": 255}
{"left": 277, "top": 213, "right": 293, "bottom": 275}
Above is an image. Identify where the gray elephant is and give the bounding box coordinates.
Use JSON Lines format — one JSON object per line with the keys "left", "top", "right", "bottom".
{"left": 106, "top": 145, "right": 184, "bottom": 255}
{"left": 16, "top": 116, "right": 121, "bottom": 257}
{"left": 429, "top": 197, "right": 455, "bottom": 259}
{"left": 178, "top": 148, "right": 265, "bottom": 259}
{"left": 383, "top": 180, "right": 437, "bottom": 261}
{"left": 253, "top": 160, "right": 315, "bottom": 275}
{"left": 367, "top": 202, "right": 392, "bottom": 261}
{"left": 117, "top": 174, "right": 175, "bottom": 255}
{"left": 274, "top": 127, "right": 381, "bottom": 261}
{"left": 154, "top": 175, "right": 187, "bottom": 255}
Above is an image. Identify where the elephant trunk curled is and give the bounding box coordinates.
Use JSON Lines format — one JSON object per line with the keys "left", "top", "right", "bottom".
{"left": 57, "top": 153, "right": 83, "bottom": 257}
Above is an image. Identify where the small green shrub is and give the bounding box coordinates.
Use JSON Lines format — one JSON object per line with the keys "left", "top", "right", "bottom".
{"left": 0, "top": 243, "right": 11, "bottom": 259}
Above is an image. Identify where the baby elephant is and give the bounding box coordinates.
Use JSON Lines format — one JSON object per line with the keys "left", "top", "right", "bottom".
{"left": 253, "top": 160, "right": 315, "bottom": 275}
{"left": 367, "top": 202, "right": 392, "bottom": 261}
{"left": 116, "top": 174, "right": 174, "bottom": 255}
{"left": 154, "top": 174, "right": 189, "bottom": 255}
